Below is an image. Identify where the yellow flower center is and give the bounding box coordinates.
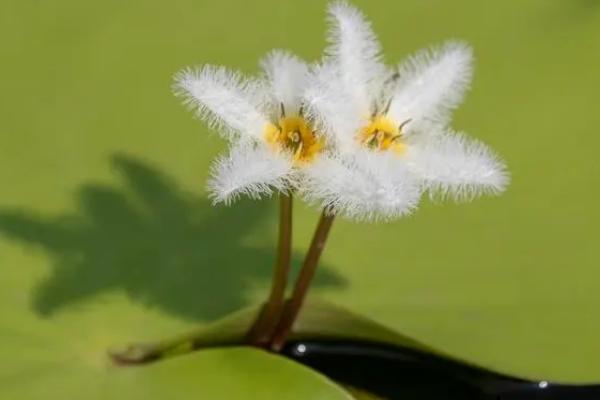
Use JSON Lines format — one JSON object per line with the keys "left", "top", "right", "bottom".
{"left": 264, "top": 116, "right": 324, "bottom": 164}
{"left": 358, "top": 115, "right": 407, "bottom": 154}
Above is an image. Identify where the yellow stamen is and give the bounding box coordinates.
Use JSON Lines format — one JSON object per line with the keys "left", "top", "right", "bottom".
{"left": 264, "top": 116, "right": 324, "bottom": 164}
{"left": 358, "top": 115, "right": 406, "bottom": 154}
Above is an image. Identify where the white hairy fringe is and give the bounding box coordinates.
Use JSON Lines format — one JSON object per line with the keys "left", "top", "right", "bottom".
{"left": 260, "top": 50, "right": 310, "bottom": 117}
{"left": 301, "top": 151, "right": 422, "bottom": 222}
{"left": 304, "top": 62, "right": 366, "bottom": 153}
{"left": 326, "top": 1, "right": 386, "bottom": 116}
{"left": 388, "top": 42, "right": 473, "bottom": 133}
{"left": 173, "top": 65, "right": 269, "bottom": 142}
{"left": 406, "top": 130, "right": 509, "bottom": 201}
{"left": 207, "top": 144, "right": 294, "bottom": 205}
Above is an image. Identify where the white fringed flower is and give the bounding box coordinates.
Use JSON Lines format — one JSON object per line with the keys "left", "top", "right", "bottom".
{"left": 303, "top": 151, "right": 422, "bottom": 221}
{"left": 302, "top": 1, "right": 509, "bottom": 221}
{"left": 174, "top": 51, "right": 324, "bottom": 204}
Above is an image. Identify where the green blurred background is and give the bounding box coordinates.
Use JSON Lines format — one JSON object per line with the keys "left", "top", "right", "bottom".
{"left": 1, "top": 0, "right": 599, "bottom": 396}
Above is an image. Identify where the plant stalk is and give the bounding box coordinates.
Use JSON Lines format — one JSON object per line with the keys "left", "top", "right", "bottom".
{"left": 269, "top": 209, "right": 335, "bottom": 351}
{"left": 245, "top": 192, "right": 293, "bottom": 346}
{"left": 109, "top": 325, "right": 239, "bottom": 365}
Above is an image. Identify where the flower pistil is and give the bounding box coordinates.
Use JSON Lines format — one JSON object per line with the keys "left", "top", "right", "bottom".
{"left": 358, "top": 115, "right": 409, "bottom": 154}
{"left": 265, "top": 113, "right": 324, "bottom": 164}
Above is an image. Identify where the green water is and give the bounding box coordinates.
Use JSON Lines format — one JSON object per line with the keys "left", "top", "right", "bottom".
{"left": 1, "top": 0, "right": 599, "bottom": 395}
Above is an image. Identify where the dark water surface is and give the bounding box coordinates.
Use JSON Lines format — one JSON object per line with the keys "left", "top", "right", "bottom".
{"left": 283, "top": 341, "right": 600, "bottom": 399}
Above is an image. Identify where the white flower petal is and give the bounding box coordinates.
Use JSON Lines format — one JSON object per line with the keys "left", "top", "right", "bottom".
{"left": 260, "top": 50, "right": 309, "bottom": 117}
{"left": 326, "top": 1, "right": 386, "bottom": 115}
{"left": 304, "top": 63, "right": 366, "bottom": 153}
{"left": 388, "top": 42, "right": 473, "bottom": 132}
{"left": 406, "top": 130, "right": 509, "bottom": 201}
{"left": 302, "top": 150, "right": 422, "bottom": 222}
{"left": 174, "top": 65, "right": 269, "bottom": 142}
{"left": 207, "top": 144, "right": 293, "bottom": 205}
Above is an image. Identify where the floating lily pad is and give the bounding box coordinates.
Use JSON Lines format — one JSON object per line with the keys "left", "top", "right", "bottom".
{"left": 1, "top": 0, "right": 600, "bottom": 397}
{"left": 2, "top": 345, "right": 353, "bottom": 400}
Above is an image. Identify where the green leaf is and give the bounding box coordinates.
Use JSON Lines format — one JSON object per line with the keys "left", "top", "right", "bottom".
{"left": 108, "top": 299, "right": 435, "bottom": 363}
{"left": 344, "top": 386, "right": 388, "bottom": 400}
{"left": 2, "top": 0, "right": 600, "bottom": 392}
{"left": 2, "top": 346, "right": 352, "bottom": 400}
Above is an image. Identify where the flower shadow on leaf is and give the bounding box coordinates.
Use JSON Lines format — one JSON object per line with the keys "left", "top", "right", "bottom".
{"left": 0, "top": 154, "right": 346, "bottom": 321}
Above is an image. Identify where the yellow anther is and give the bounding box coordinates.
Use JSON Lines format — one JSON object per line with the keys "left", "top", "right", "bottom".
{"left": 358, "top": 115, "right": 407, "bottom": 154}
{"left": 264, "top": 116, "right": 324, "bottom": 164}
